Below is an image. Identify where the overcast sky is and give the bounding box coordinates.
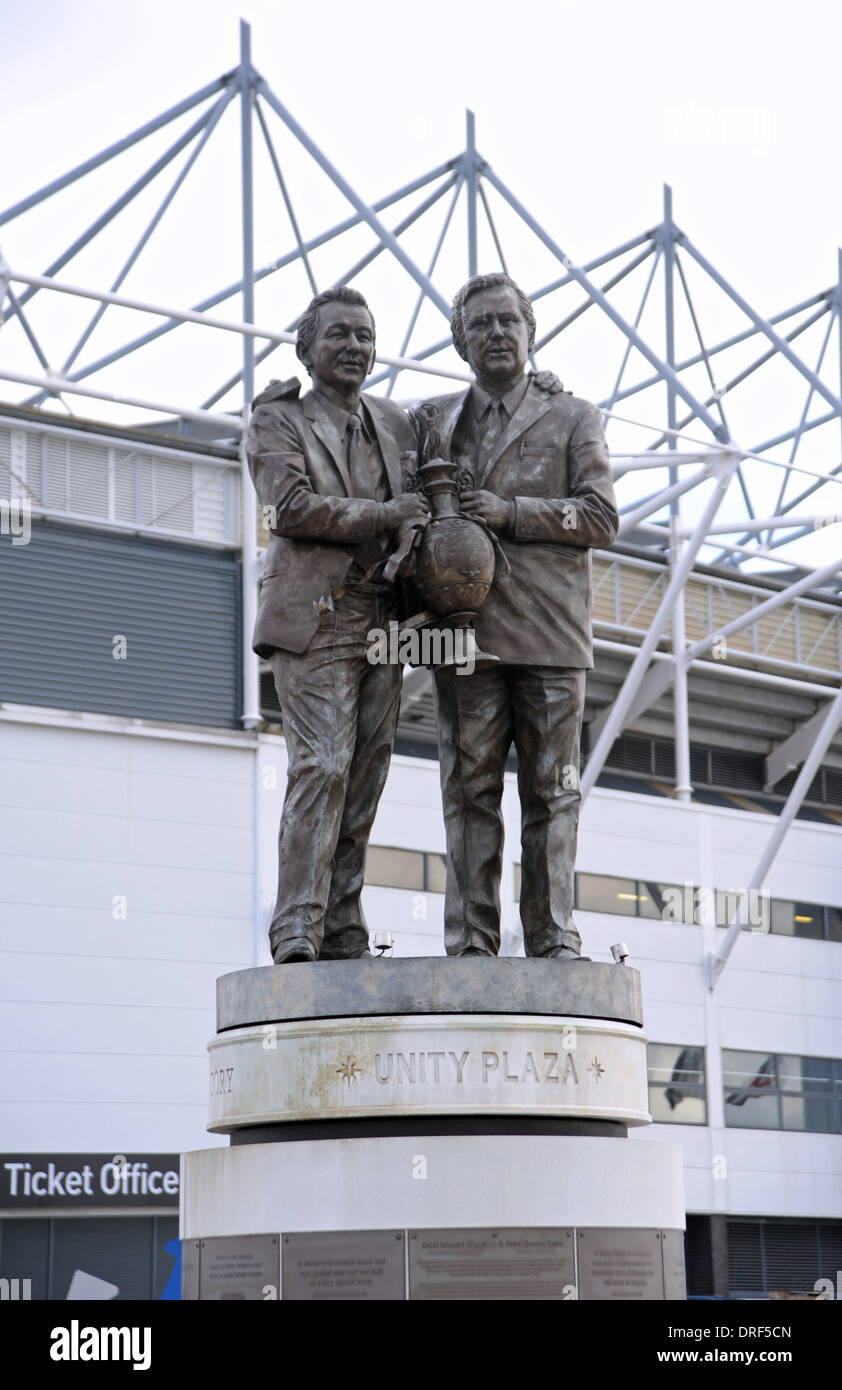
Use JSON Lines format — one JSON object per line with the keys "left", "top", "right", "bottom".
{"left": 1, "top": 0, "right": 841, "bottom": 564}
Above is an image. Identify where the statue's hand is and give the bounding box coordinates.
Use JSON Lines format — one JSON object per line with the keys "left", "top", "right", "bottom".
{"left": 460, "top": 490, "right": 513, "bottom": 531}
{"left": 528, "top": 368, "right": 565, "bottom": 395}
{"left": 381, "top": 494, "right": 429, "bottom": 530}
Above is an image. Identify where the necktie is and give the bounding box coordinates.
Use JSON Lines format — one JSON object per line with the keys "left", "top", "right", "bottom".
{"left": 478, "top": 400, "right": 505, "bottom": 482}
{"left": 346, "top": 412, "right": 374, "bottom": 499}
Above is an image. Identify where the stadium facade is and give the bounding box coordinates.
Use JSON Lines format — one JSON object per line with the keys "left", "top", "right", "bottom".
{"left": 0, "top": 23, "right": 840, "bottom": 1299}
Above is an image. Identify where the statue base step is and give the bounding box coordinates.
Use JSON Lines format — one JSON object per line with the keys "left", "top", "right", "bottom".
{"left": 179, "top": 960, "right": 685, "bottom": 1299}
{"left": 180, "top": 1133, "right": 686, "bottom": 1299}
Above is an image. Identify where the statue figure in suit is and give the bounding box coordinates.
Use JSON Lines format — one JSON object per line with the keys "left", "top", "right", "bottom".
{"left": 409, "top": 273, "right": 619, "bottom": 960}
{"left": 247, "top": 286, "right": 427, "bottom": 963}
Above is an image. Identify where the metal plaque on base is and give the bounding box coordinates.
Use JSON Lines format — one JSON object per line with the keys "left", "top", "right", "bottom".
{"left": 198, "top": 1234, "right": 279, "bottom": 1301}
{"left": 281, "top": 1230, "right": 405, "bottom": 1300}
{"left": 180, "top": 1239, "right": 200, "bottom": 1301}
{"left": 662, "top": 1228, "right": 687, "bottom": 1299}
{"left": 577, "top": 1228, "right": 665, "bottom": 1300}
{"left": 409, "top": 1227, "right": 575, "bottom": 1300}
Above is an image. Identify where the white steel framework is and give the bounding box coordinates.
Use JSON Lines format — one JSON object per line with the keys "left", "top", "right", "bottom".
{"left": 1, "top": 22, "right": 840, "bottom": 988}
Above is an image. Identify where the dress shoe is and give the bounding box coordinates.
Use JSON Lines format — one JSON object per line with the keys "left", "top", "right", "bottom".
{"left": 541, "top": 945, "right": 590, "bottom": 961}
{"left": 272, "top": 940, "right": 317, "bottom": 965}
{"left": 460, "top": 946, "right": 495, "bottom": 957}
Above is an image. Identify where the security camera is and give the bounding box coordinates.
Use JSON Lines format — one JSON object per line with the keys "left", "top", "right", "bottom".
{"left": 610, "top": 942, "right": 630, "bottom": 965}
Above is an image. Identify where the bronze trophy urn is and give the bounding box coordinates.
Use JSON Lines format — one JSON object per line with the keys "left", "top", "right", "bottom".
{"left": 415, "top": 457, "right": 496, "bottom": 627}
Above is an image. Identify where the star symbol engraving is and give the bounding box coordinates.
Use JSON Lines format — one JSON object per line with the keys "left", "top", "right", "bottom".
{"left": 588, "top": 1057, "right": 605, "bottom": 1084}
{"left": 336, "top": 1056, "right": 362, "bottom": 1087}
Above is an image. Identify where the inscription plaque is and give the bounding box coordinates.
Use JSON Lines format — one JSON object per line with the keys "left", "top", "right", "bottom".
{"left": 409, "top": 1227, "right": 575, "bottom": 1301}
{"left": 198, "top": 1234, "right": 278, "bottom": 1301}
{"left": 208, "top": 1015, "right": 650, "bottom": 1131}
{"left": 661, "top": 1228, "right": 687, "bottom": 1299}
{"left": 282, "top": 1230, "right": 405, "bottom": 1301}
{"left": 577, "top": 1228, "right": 664, "bottom": 1300}
{"left": 180, "top": 1239, "right": 200, "bottom": 1302}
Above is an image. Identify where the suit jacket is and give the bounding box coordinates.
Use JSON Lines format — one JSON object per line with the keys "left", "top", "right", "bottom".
{"left": 409, "top": 377, "right": 618, "bottom": 667}
{"left": 247, "top": 379, "right": 418, "bottom": 656}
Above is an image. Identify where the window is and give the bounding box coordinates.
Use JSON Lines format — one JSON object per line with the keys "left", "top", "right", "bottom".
{"left": 723, "top": 1050, "right": 842, "bottom": 1134}
{"left": 577, "top": 874, "right": 639, "bottom": 915}
{"left": 364, "top": 847, "right": 424, "bottom": 891}
{"left": 364, "top": 848, "right": 447, "bottom": 894}
{"left": 426, "top": 853, "right": 447, "bottom": 894}
{"left": 572, "top": 872, "right": 841, "bottom": 939}
{"left": 770, "top": 900, "right": 827, "bottom": 940}
{"left": 576, "top": 873, "right": 695, "bottom": 923}
{"left": 647, "top": 1043, "right": 706, "bottom": 1125}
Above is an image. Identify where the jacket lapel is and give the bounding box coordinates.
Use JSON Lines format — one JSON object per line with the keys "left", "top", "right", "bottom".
{"left": 441, "top": 390, "right": 471, "bottom": 462}
{"left": 301, "top": 392, "right": 351, "bottom": 494}
{"left": 481, "top": 388, "right": 554, "bottom": 491}
{"left": 364, "top": 394, "right": 402, "bottom": 498}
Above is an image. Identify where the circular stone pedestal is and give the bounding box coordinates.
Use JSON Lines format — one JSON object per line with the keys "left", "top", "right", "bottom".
{"left": 181, "top": 960, "right": 686, "bottom": 1301}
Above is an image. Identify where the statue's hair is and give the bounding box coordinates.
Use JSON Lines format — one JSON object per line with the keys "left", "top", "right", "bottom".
{"left": 450, "top": 273, "right": 536, "bottom": 361}
{"left": 296, "top": 286, "right": 376, "bottom": 369}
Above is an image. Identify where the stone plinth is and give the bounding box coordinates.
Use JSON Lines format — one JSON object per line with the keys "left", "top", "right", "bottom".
{"left": 181, "top": 959, "right": 686, "bottom": 1300}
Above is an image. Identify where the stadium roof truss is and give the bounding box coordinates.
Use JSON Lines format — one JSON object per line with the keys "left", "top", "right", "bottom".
{"left": 0, "top": 21, "right": 840, "bottom": 987}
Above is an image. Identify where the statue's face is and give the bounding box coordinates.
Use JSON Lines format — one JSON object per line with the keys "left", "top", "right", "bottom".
{"left": 462, "top": 284, "right": 530, "bottom": 389}
{"left": 306, "top": 301, "right": 375, "bottom": 394}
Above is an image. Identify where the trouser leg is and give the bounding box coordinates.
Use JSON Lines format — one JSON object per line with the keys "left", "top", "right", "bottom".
{"left": 510, "top": 667, "right": 586, "bottom": 957}
{"left": 321, "top": 615, "right": 401, "bottom": 959}
{"left": 267, "top": 599, "right": 368, "bottom": 959}
{"left": 434, "top": 665, "right": 513, "bottom": 955}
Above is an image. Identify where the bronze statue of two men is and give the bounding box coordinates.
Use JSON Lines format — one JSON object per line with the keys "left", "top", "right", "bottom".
{"left": 247, "top": 274, "right": 618, "bottom": 965}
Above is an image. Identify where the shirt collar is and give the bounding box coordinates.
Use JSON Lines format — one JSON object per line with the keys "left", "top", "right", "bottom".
{"left": 472, "top": 376, "right": 529, "bottom": 423}
{"left": 312, "top": 388, "right": 372, "bottom": 440}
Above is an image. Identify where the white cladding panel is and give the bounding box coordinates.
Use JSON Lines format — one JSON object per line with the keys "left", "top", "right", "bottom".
{"left": 0, "top": 718, "right": 254, "bottom": 1153}
{"left": 1, "top": 715, "right": 841, "bottom": 1216}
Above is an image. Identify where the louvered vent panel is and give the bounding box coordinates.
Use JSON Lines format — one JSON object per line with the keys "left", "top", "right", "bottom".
{"left": 710, "top": 749, "right": 765, "bottom": 790}
{"left": 684, "top": 1216, "right": 713, "bottom": 1297}
{"left": 0, "top": 520, "right": 242, "bottom": 727}
{"left": 260, "top": 668, "right": 282, "bottom": 721}
{"left": 690, "top": 745, "right": 710, "bottom": 782}
{"left": 727, "top": 1220, "right": 763, "bottom": 1294}
{"left": 817, "top": 1224, "right": 842, "bottom": 1281}
{"left": 113, "top": 451, "right": 136, "bottom": 523}
{"left": 605, "top": 734, "right": 653, "bottom": 774}
{"left": 194, "top": 465, "right": 227, "bottom": 540}
{"left": 46, "top": 438, "right": 68, "bottom": 509}
{"left": 0, "top": 427, "right": 10, "bottom": 496}
{"left": 151, "top": 457, "right": 193, "bottom": 531}
{"left": 67, "top": 438, "right": 109, "bottom": 517}
{"left": 25, "top": 432, "right": 44, "bottom": 503}
{"left": 763, "top": 1223, "right": 820, "bottom": 1294}
{"left": 139, "top": 459, "right": 155, "bottom": 525}
{"left": 653, "top": 741, "right": 676, "bottom": 778}
{"left": 824, "top": 769, "right": 842, "bottom": 807}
